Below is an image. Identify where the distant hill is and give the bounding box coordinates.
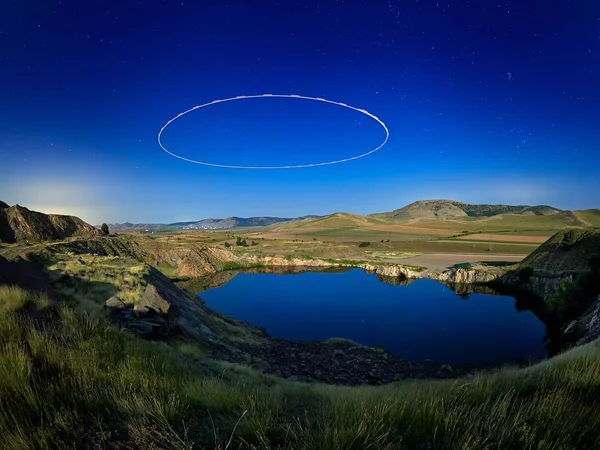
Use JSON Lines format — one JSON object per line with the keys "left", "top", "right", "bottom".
{"left": 370, "top": 200, "right": 563, "bottom": 221}
{"left": 185, "top": 217, "right": 298, "bottom": 229}
{"left": 521, "top": 228, "right": 600, "bottom": 274}
{"left": 574, "top": 209, "right": 600, "bottom": 227}
{"left": 271, "top": 212, "right": 387, "bottom": 231}
{"left": 0, "top": 202, "right": 102, "bottom": 243}
{"left": 108, "top": 216, "right": 322, "bottom": 231}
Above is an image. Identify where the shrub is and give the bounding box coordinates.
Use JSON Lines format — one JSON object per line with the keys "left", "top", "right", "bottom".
{"left": 358, "top": 242, "right": 371, "bottom": 248}
{"left": 100, "top": 223, "right": 109, "bottom": 235}
{"left": 222, "top": 262, "right": 244, "bottom": 270}
{"left": 224, "top": 242, "right": 231, "bottom": 248}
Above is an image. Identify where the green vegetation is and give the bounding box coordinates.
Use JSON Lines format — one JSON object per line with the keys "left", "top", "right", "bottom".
{"left": 521, "top": 228, "right": 600, "bottom": 274}
{"left": 222, "top": 261, "right": 265, "bottom": 271}
{"left": 236, "top": 237, "right": 248, "bottom": 247}
{"left": 100, "top": 223, "right": 109, "bottom": 234}
{"left": 358, "top": 241, "right": 371, "bottom": 248}
{"left": 322, "top": 258, "right": 368, "bottom": 266}
{"left": 45, "top": 255, "right": 150, "bottom": 311}
{"left": 547, "top": 255, "right": 600, "bottom": 321}
{"left": 222, "top": 261, "right": 245, "bottom": 270}
{"left": 1, "top": 285, "right": 600, "bottom": 448}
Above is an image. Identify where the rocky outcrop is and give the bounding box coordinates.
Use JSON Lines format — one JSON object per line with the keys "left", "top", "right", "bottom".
{"left": 500, "top": 274, "right": 573, "bottom": 302}
{"left": 361, "top": 263, "right": 422, "bottom": 279}
{"left": 430, "top": 268, "right": 500, "bottom": 284}
{"left": 106, "top": 267, "right": 212, "bottom": 339}
{"left": 564, "top": 295, "right": 600, "bottom": 346}
{"left": 0, "top": 204, "right": 101, "bottom": 243}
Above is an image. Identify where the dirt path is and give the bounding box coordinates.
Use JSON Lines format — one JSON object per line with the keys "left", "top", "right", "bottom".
{"left": 389, "top": 253, "right": 526, "bottom": 272}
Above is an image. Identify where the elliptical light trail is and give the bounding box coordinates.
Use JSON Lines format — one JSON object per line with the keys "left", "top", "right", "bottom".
{"left": 157, "top": 94, "right": 389, "bottom": 169}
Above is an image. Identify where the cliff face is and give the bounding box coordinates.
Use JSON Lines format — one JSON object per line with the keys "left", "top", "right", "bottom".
{"left": 0, "top": 204, "right": 102, "bottom": 243}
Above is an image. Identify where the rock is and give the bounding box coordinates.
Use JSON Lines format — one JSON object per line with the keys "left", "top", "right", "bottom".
{"left": 134, "top": 284, "right": 175, "bottom": 319}
{"left": 105, "top": 295, "right": 126, "bottom": 310}
{"left": 441, "top": 364, "right": 453, "bottom": 373}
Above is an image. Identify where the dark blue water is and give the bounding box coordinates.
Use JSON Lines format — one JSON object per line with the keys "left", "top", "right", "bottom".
{"left": 200, "top": 269, "right": 547, "bottom": 367}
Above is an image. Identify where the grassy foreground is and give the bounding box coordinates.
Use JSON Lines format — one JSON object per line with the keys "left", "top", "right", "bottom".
{"left": 1, "top": 285, "right": 600, "bottom": 449}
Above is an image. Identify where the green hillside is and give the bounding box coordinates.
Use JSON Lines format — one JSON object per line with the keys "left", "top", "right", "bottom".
{"left": 521, "top": 228, "right": 600, "bottom": 274}
{"left": 575, "top": 209, "right": 600, "bottom": 227}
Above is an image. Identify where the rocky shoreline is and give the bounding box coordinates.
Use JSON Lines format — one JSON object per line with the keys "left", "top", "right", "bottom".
{"left": 238, "top": 339, "right": 466, "bottom": 385}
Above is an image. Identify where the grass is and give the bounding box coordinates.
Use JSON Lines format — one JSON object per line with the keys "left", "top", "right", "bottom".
{"left": 0, "top": 287, "right": 600, "bottom": 449}
{"left": 322, "top": 258, "right": 369, "bottom": 266}
{"left": 1, "top": 286, "right": 600, "bottom": 448}
{"left": 44, "top": 255, "right": 150, "bottom": 311}
{"left": 222, "top": 261, "right": 265, "bottom": 271}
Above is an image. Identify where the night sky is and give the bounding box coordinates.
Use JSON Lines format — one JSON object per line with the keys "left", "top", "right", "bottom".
{"left": 1, "top": 0, "right": 599, "bottom": 223}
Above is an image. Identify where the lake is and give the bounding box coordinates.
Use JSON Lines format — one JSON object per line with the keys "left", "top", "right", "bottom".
{"left": 199, "top": 269, "right": 548, "bottom": 367}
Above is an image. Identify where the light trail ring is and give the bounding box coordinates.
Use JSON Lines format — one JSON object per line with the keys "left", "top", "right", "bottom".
{"left": 157, "top": 94, "right": 389, "bottom": 169}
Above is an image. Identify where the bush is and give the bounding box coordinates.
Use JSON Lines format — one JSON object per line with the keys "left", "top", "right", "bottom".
{"left": 222, "top": 262, "right": 244, "bottom": 270}
{"left": 224, "top": 242, "right": 231, "bottom": 248}
{"left": 358, "top": 242, "right": 371, "bottom": 248}
{"left": 100, "top": 223, "right": 109, "bottom": 235}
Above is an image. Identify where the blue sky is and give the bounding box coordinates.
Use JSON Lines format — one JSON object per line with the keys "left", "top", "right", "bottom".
{"left": 1, "top": 0, "right": 598, "bottom": 223}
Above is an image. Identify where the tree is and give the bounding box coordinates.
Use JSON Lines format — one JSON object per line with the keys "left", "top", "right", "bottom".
{"left": 100, "top": 223, "right": 109, "bottom": 235}
{"left": 224, "top": 242, "right": 231, "bottom": 248}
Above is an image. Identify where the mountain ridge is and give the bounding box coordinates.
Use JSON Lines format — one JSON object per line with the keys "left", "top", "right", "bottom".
{"left": 99, "top": 200, "right": 598, "bottom": 231}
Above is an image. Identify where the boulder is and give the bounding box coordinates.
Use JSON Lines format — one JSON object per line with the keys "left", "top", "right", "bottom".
{"left": 134, "top": 283, "right": 176, "bottom": 321}
{"left": 105, "top": 295, "right": 126, "bottom": 310}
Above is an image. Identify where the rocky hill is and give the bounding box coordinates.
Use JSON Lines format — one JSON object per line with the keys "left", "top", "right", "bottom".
{"left": 371, "top": 200, "right": 563, "bottom": 221}
{"left": 0, "top": 202, "right": 102, "bottom": 243}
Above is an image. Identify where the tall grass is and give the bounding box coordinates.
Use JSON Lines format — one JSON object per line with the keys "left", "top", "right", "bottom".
{"left": 0, "top": 285, "right": 599, "bottom": 448}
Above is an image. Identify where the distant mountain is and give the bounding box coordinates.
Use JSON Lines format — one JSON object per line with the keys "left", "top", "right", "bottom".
{"left": 370, "top": 200, "right": 563, "bottom": 221}
{"left": 0, "top": 202, "right": 102, "bottom": 243}
{"left": 107, "top": 216, "right": 322, "bottom": 231}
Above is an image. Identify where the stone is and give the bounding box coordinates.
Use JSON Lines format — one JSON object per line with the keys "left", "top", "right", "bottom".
{"left": 105, "top": 295, "right": 126, "bottom": 310}
{"left": 134, "top": 283, "right": 174, "bottom": 318}
{"left": 441, "top": 364, "right": 453, "bottom": 373}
